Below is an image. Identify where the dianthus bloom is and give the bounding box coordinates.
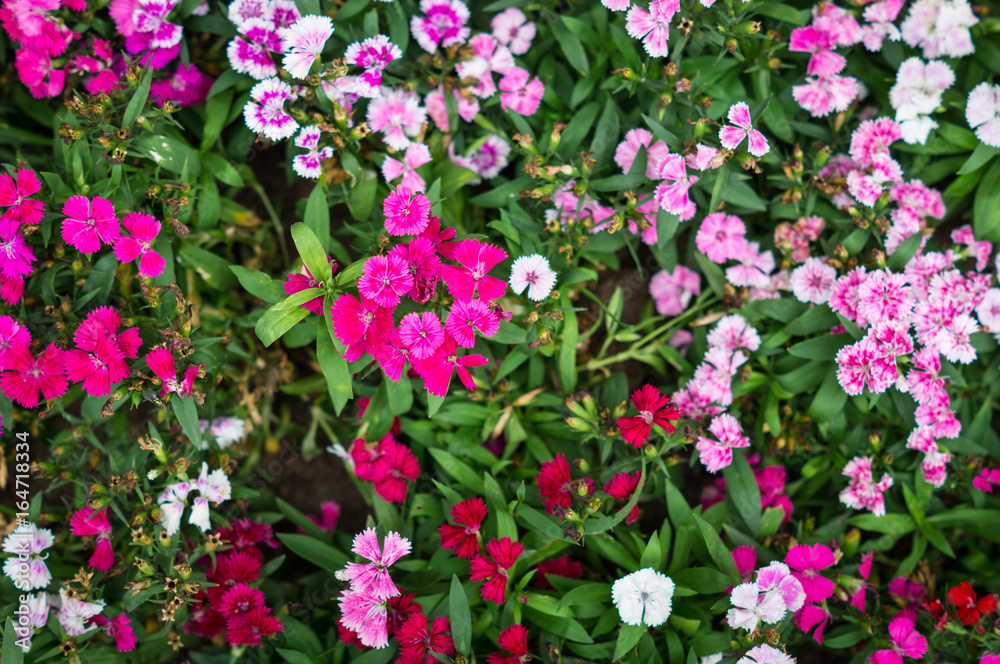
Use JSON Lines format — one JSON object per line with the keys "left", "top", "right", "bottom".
{"left": 0, "top": 343, "right": 68, "bottom": 408}
{"left": 719, "top": 102, "right": 769, "bottom": 157}
{"left": 498, "top": 67, "right": 544, "bottom": 116}
{"left": 439, "top": 498, "right": 487, "bottom": 559}
{"left": 445, "top": 298, "right": 499, "bottom": 348}
{"left": 70, "top": 507, "right": 114, "bottom": 571}
{"left": 948, "top": 582, "right": 997, "bottom": 626}
{"left": 784, "top": 544, "right": 836, "bottom": 603}
{"left": 292, "top": 126, "right": 333, "bottom": 179}
{"left": 839, "top": 456, "right": 893, "bottom": 516}
{"left": 604, "top": 471, "right": 642, "bottom": 525}
{"left": 654, "top": 154, "right": 698, "bottom": 221}
{"left": 146, "top": 348, "right": 199, "bottom": 397}
{"left": 491, "top": 8, "right": 535, "bottom": 55}
{"left": 243, "top": 76, "right": 299, "bottom": 141}
{"left": 612, "top": 568, "right": 675, "bottom": 626}
{"left": 509, "top": 254, "right": 557, "bottom": 301}
{"left": 383, "top": 186, "right": 431, "bottom": 236}
{"left": 91, "top": 614, "right": 137, "bottom": 652}
{"left": 0, "top": 169, "right": 45, "bottom": 226}
{"left": 617, "top": 384, "right": 681, "bottom": 448}
{"left": 61, "top": 195, "right": 120, "bottom": 253}
{"left": 345, "top": 34, "right": 401, "bottom": 97}
{"left": 113, "top": 212, "right": 166, "bottom": 277}
{"left": 382, "top": 143, "right": 431, "bottom": 192}
{"left": 470, "top": 537, "right": 523, "bottom": 604}
{"left": 440, "top": 238, "right": 508, "bottom": 302}
{"left": 281, "top": 15, "right": 333, "bottom": 78}
{"left": 358, "top": 254, "right": 414, "bottom": 308}
{"left": 487, "top": 624, "right": 530, "bottom": 664}
{"left": 738, "top": 645, "right": 795, "bottom": 664}
{"left": 869, "top": 615, "right": 927, "bottom": 664}
{"left": 790, "top": 257, "right": 837, "bottom": 304}
{"left": 695, "top": 413, "right": 750, "bottom": 473}
{"left": 966, "top": 83, "right": 1000, "bottom": 149}
{"left": 58, "top": 588, "right": 105, "bottom": 636}
{"left": 396, "top": 613, "right": 454, "bottom": 664}
{"left": 625, "top": 0, "right": 678, "bottom": 57}
{"left": 696, "top": 212, "right": 747, "bottom": 264}
{"left": 411, "top": 335, "right": 488, "bottom": 396}
{"left": 2, "top": 522, "right": 54, "bottom": 590}
{"left": 410, "top": 0, "right": 470, "bottom": 53}
{"left": 340, "top": 528, "right": 411, "bottom": 600}
{"left": 66, "top": 305, "right": 141, "bottom": 398}
{"left": 649, "top": 265, "right": 700, "bottom": 316}
{"left": 727, "top": 582, "right": 786, "bottom": 632}
{"left": 399, "top": 311, "right": 445, "bottom": 359}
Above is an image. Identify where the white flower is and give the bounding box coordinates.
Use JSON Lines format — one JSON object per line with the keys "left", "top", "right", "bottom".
{"left": 196, "top": 462, "right": 232, "bottom": 503}
{"left": 701, "top": 655, "right": 724, "bottom": 664}
{"left": 159, "top": 500, "right": 186, "bottom": 536}
{"left": 737, "top": 644, "right": 796, "bottom": 664}
{"left": 2, "top": 523, "right": 55, "bottom": 591}
{"left": 509, "top": 254, "right": 557, "bottom": 301}
{"left": 189, "top": 497, "right": 212, "bottom": 531}
{"left": 57, "top": 589, "right": 105, "bottom": 636}
{"left": 966, "top": 82, "right": 1000, "bottom": 149}
{"left": 727, "top": 582, "right": 787, "bottom": 632}
{"left": 611, "top": 568, "right": 675, "bottom": 627}
{"left": 282, "top": 14, "right": 334, "bottom": 78}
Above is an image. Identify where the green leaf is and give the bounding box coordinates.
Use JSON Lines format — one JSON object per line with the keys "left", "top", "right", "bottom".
{"left": 693, "top": 514, "right": 739, "bottom": 578}
{"left": 523, "top": 607, "right": 594, "bottom": 643}
{"left": 788, "top": 333, "right": 852, "bottom": 360}
{"left": 317, "top": 318, "right": 353, "bottom": 399}
{"left": 901, "top": 483, "right": 954, "bottom": 557}
{"left": 449, "top": 575, "right": 472, "bottom": 653}
{"left": 559, "top": 295, "right": 579, "bottom": 393}
{"left": 202, "top": 153, "right": 245, "bottom": 187}
{"left": 291, "top": 222, "right": 332, "bottom": 284}
{"left": 887, "top": 232, "right": 924, "bottom": 271}
{"left": 133, "top": 132, "right": 202, "bottom": 177}
{"left": 493, "top": 320, "right": 528, "bottom": 344}
{"left": 485, "top": 474, "right": 518, "bottom": 540}
{"left": 178, "top": 244, "right": 237, "bottom": 291}
{"left": 639, "top": 532, "right": 661, "bottom": 569}
{"left": 230, "top": 265, "right": 285, "bottom": 303}
{"left": 590, "top": 97, "right": 621, "bottom": 168}
{"left": 385, "top": 373, "right": 413, "bottom": 415}
{"left": 171, "top": 395, "right": 202, "bottom": 447}
{"left": 428, "top": 448, "right": 482, "bottom": 493}
{"left": 276, "top": 497, "right": 329, "bottom": 541}
{"left": 722, "top": 452, "right": 761, "bottom": 535}
{"left": 200, "top": 89, "right": 232, "bottom": 150}
{"left": 558, "top": 583, "right": 612, "bottom": 610}
{"left": 255, "top": 301, "right": 311, "bottom": 346}
{"left": 347, "top": 168, "right": 378, "bottom": 222}
{"left": 304, "top": 184, "right": 330, "bottom": 252}
{"left": 707, "top": 161, "right": 730, "bottom": 214}
{"left": 123, "top": 67, "right": 153, "bottom": 130}
{"left": 754, "top": 2, "right": 808, "bottom": 23}
{"left": 958, "top": 145, "right": 999, "bottom": 175}
{"left": 277, "top": 649, "right": 316, "bottom": 664}
{"left": 3, "top": 618, "right": 24, "bottom": 664}
{"left": 276, "top": 533, "right": 347, "bottom": 572}
{"left": 556, "top": 101, "right": 600, "bottom": 159}
{"left": 672, "top": 567, "right": 738, "bottom": 594}
{"left": 517, "top": 504, "right": 568, "bottom": 541}
{"left": 783, "top": 304, "right": 839, "bottom": 336}
{"left": 849, "top": 513, "right": 915, "bottom": 535}
{"left": 427, "top": 392, "right": 445, "bottom": 417}
{"left": 974, "top": 158, "right": 1000, "bottom": 243}
{"left": 547, "top": 14, "right": 590, "bottom": 75}
{"left": 614, "top": 624, "right": 646, "bottom": 660}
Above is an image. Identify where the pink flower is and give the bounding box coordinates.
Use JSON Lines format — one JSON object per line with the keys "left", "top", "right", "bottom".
{"left": 382, "top": 144, "right": 432, "bottom": 193}
{"left": 836, "top": 338, "right": 889, "bottom": 395}
{"left": 602, "top": 0, "right": 631, "bottom": 9}
{"left": 91, "top": 614, "right": 136, "bottom": 652}
{"left": 0, "top": 315, "right": 31, "bottom": 370}
{"left": 654, "top": 154, "right": 697, "bottom": 221}
{"left": 66, "top": 306, "right": 140, "bottom": 397}
{"left": 440, "top": 238, "right": 508, "bottom": 302}
{"left": 789, "top": 26, "right": 844, "bottom": 76}
{"left": 383, "top": 186, "right": 431, "bottom": 236}
{"left": 0, "top": 343, "right": 68, "bottom": 408}
{"left": 695, "top": 413, "right": 749, "bottom": 473}
{"left": 491, "top": 8, "right": 535, "bottom": 55}
{"left": 331, "top": 294, "right": 393, "bottom": 361}
{"left": 696, "top": 212, "right": 746, "bottom": 264}
{"left": 859, "top": 269, "right": 913, "bottom": 326}
{"left": 707, "top": 314, "right": 761, "bottom": 353}
{"left": 113, "top": 212, "right": 165, "bottom": 278}
{"left": 796, "top": 603, "right": 832, "bottom": 644}
{"left": 367, "top": 87, "right": 426, "bottom": 150}
{"left": 61, "top": 196, "right": 120, "bottom": 253}
{"left": 649, "top": 265, "right": 700, "bottom": 316}
{"left": 426, "top": 85, "right": 480, "bottom": 132}
{"left": 282, "top": 14, "right": 333, "bottom": 79}
{"left": 790, "top": 258, "right": 837, "bottom": 304}
{"left": 792, "top": 74, "right": 858, "bottom": 118}
{"left": 448, "top": 136, "right": 511, "bottom": 183}
{"left": 847, "top": 153, "right": 903, "bottom": 206}
{"left": 284, "top": 260, "right": 330, "bottom": 316}
{"left": 374, "top": 330, "right": 411, "bottom": 382}
{"left": 869, "top": 616, "right": 927, "bottom": 664}
{"left": 686, "top": 144, "right": 722, "bottom": 171}
{"left": 626, "top": 0, "right": 678, "bottom": 57}
{"left": 860, "top": 0, "right": 903, "bottom": 51}
{"left": 719, "top": 102, "right": 769, "bottom": 157}
{"left": 888, "top": 577, "right": 926, "bottom": 602}
{"left": 227, "top": 18, "right": 283, "bottom": 80}
{"left": 455, "top": 33, "right": 515, "bottom": 99}
{"left": 389, "top": 236, "right": 441, "bottom": 303}
{"left": 15, "top": 47, "right": 66, "bottom": 98}
{"left": 614, "top": 129, "right": 670, "bottom": 178}
{"left": 784, "top": 544, "right": 835, "bottom": 603}
{"left": 145, "top": 348, "right": 199, "bottom": 397}
{"left": 243, "top": 77, "right": 299, "bottom": 141}
{"left": 0, "top": 224, "right": 37, "bottom": 279}
{"left": 150, "top": 62, "right": 213, "bottom": 108}
{"left": 410, "top": 0, "right": 470, "bottom": 53}
{"left": 850, "top": 117, "right": 902, "bottom": 167}
{"left": 70, "top": 507, "right": 114, "bottom": 571}
{"left": 446, "top": 299, "right": 499, "bottom": 348}
{"left": 966, "top": 83, "right": 1000, "bottom": 149}
{"left": 292, "top": 126, "right": 334, "bottom": 179}
{"left": 498, "top": 67, "right": 544, "bottom": 116}
{"left": 345, "top": 34, "right": 400, "bottom": 98}
{"left": 830, "top": 266, "right": 869, "bottom": 326}
{"left": 0, "top": 169, "right": 45, "bottom": 226}
{"left": 411, "top": 335, "right": 488, "bottom": 396}
{"left": 398, "top": 311, "right": 445, "bottom": 359}
{"left": 341, "top": 527, "right": 411, "bottom": 600}
{"left": 357, "top": 254, "right": 414, "bottom": 308}
{"left": 726, "top": 242, "right": 775, "bottom": 289}
{"left": 839, "top": 456, "right": 893, "bottom": 516}
{"left": 757, "top": 561, "right": 806, "bottom": 613}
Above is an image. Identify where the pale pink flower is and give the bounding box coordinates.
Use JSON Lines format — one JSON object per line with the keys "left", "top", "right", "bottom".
{"left": 793, "top": 74, "right": 858, "bottom": 118}
{"left": 614, "top": 128, "right": 670, "bottom": 178}
{"left": 727, "top": 582, "right": 786, "bottom": 632}
{"left": 812, "top": 2, "right": 862, "bottom": 45}
{"left": 382, "top": 143, "right": 431, "bottom": 192}
{"left": 602, "top": 0, "right": 631, "bottom": 9}
{"left": 726, "top": 242, "right": 775, "bottom": 289}
{"left": 719, "top": 102, "right": 769, "bottom": 157}
{"left": 654, "top": 154, "right": 697, "bottom": 221}
{"left": 921, "top": 450, "right": 950, "bottom": 488}
{"left": 345, "top": 34, "right": 400, "bottom": 98}
{"left": 455, "top": 33, "right": 514, "bottom": 99}
{"left": 243, "top": 76, "right": 298, "bottom": 141}
{"left": 738, "top": 645, "right": 795, "bottom": 664}
{"left": 976, "top": 288, "right": 1000, "bottom": 334}
{"left": 900, "top": 0, "right": 976, "bottom": 59}
{"left": 861, "top": 0, "right": 904, "bottom": 51}
{"left": 890, "top": 57, "right": 954, "bottom": 114}
{"left": 695, "top": 413, "right": 749, "bottom": 473}
{"left": 626, "top": 0, "right": 678, "bottom": 57}
{"left": 227, "top": 0, "right": 270, "bottom": 28}
{"left": 850, "top": 117, "right": 902, "bottom": 167}
{"left": 937, "top": 313, "right": 977, "bottom": 364}
{"left": 292, "top": 126, "right": 333, "bottom": 179}
{"left": 491, "top": 7, "right": 535, "bottom": 55}
{"left": 498, "top": 67, "right": 544, "bottom": 116}
{"left": 696, "top": 212, "right": 746, "bottom": 264}
{"left": 951, "top": 225, "right": 991, "bottom": 271}
{"left": 790, "top": 258, "right": 837, "bottom": 304}
{"left": 410, "top": 0, "right": 470, "bottom": 53}
{"left": 649, "top": 265, "right": 700, "bottom": 316}
{"left": 341, "top": 528, "right": 411, "bottom": 600}
{"left": 966, "top": 83, "right": 1000, "bottom": 148}
{"left": 448, "top": 135, "right": 511, "bottom": 183}
{"left": 839, "top": 456, "right": 893, "bottom": 516}
{"left": 509, "top": 254, "right": 557, "bottom": 302}
{"left": 707, "top": 314, "right": 760, "bottom": 353}
{"left": 425, "top": 85, "right": 480, "bottom": 131}
{"left": 847, "top": 152, "right": 903, "bottom": 207}
{"left": 686, "top": 144, "right": 722, "bottom": 171}
{"left": 367, "top": 87, "right": 426, "bottom": 150}
{"left": 858, "top": 270, "right": 912, "bottom": 325}
{"left": 756, "top": 561, "right": 806, "bottom": 613}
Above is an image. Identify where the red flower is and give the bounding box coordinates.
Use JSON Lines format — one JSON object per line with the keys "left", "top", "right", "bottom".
{"left": 207, "top": 550, "right": 262, "bottom": 603}
{"left": 537, "top": 454, "right": 593, "bottom": 517}
{"left": 534, "top": 555, "right": 582, "bottom": 590}
{"left": 603, "top": 471, "right": 642, "bottom": 525}
{"left": 185, "top": 592, "right": 226, "bottom": 638}
{"left": 0, "top": 343, "right": 69, "bottom": 408}
{"left": 225, "top": 607, "right": 283, "bottom": 646}
{"left": 922, "top": 599, "right": 948, "bottom": 630}
{"left": 616, "top": 385, "right": 680, "bottom": 448}
{"left": 470, "top": 537, "right": 524, "bottom": 604}
{"left": 395, "top": 612, "right": 454, "bottom": 664}
{"left": 439, "top": 498, "right": 488, "bottom": 559}
{"left": 387, "top": 593, "right": 422, "bottom": 636}
{"left": 948, "top": 582, "right": 998, "bottom": 626}
{"left": 218, "top": 583, "right": 266, "bottom": 617}
{"left": 487, "top": 624, "right": 530, "bottom": 664}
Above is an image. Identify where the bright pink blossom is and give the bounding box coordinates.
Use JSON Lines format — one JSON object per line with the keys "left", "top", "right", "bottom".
{"left": 719, "top": 102, "right": 769, "bottom": 157}
{"left": 0, "top": 343, "right": 68, "bottom": 408}
{"left": 498, "top": 67, "right": 544, "bottom": 116}
{"left": 113, "top": 212, "right": 165, "bottom": 278}
{"left": 695, "top": 413, "right": 749, "bottom": 473}
{"left": 440, "top": 238, "right": 507, "bottom": 302}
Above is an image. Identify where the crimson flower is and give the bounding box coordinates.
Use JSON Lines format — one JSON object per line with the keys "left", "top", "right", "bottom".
{"left": 616, "top": 384, "right": 680, "bottom": 448}
{"left": 395, "top": 612, "right": 454, "bottom": 664}
{"left": 922, "top": 598, "right": 948, "bottom": 630}
{"left": 536, "top": 454, "right": 593, "bottom": 517}
{"left": 487, "top": 624, "right": 530, "bottom": 664}
{"left": 439, "top": 498, "right": 487, "bottom": 559}
{"left": 225, "top": 607, "right": 283, "bottom": 646}
{"left": 470, "top": 537, "right": 523, "bottom": 604}
{"left": 948, "top": 582, "right": 998, "bottom": 626}
{"left": 603, "top": 471, "right": 642, "bottom": 525}
{"left": 387, "top": 593, "right": 422, "bottom": 635}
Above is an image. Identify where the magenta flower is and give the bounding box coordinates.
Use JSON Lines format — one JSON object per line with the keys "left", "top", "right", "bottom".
{"left": 869, "top": 616, "right": 927, "bottom": 664}
{"left": 341, "top": 528, "right": 411, "bottom": 600}
{"left": 0, "top": 315, "right": 31, "bottom": 370}
{"left": 491, "top": 7, "right": 535, "bottom": 55}
{"left": 440, "top": 238, "right": 508, "bottom": 302}
{"left": 367, "top": 87, "right": 427, "bottom": 150}
{"left": 412, "top": 335, "right": 488, "bottom": 396}
{"left": 145, "top": 348, "right": 198, "bottom": 397}
{"left": 0, "top": 343, "right": 68, "bottom": 408}
{"left": 0, "top": 168, "right": 45, "bottom": 226}
{"left": 357, "top": 254, "right": 414, "bottom": 308}
{"left": 66, "top": 306, "right": 141, "bottom": 397}
{"left": 625, "top": 0, "right": 678, "bottom": 57}
{"left": 398, "top": 312, "right": 445, "bottom": 360}
{"left": 292, "top": 126, "right": 334, "bottom": 179}
{"left": 70, "top": 507, "right": 114, "bottom": 571}
{"left": 149, "top": 62, "right": 213, "bottom": 108}
{"left": 654, "top": 155, "right": 698, "bottom": 221}
{"left": 114, "top": 212, "right": 165, "bottom": 278}
{"left": 784, "top": 544, "right": 835, "bottom": 603}
{"left": 695, "top": 413, "right": 750, "bottom": 473}
{"left": 857, "top": 270, "right": 912, "bottom": 325}
{"left": 719, "top": 102, "right": 770, "bottom": 157}
{"left": 789, "top": 26, "right": 845, "bottom": 76}
{"left": 345, "top": 35, "right": 401, "bottom": 98}
{"left": 388, "top": 236, "right": 442, "bottom": 303}
{"left": 649, "top": 266, "right": 700, "bottom": 316}
{"left": 445, "top": 298, "right": 499, "bottom": 348}
{"left": 384, "top": 188, "right": 431, "bottom": 242}
{"left": 374, "top": 330, "right": 412, "bottom": 382}
{"left": 410, "top": 0, "right": 470, "bottom": 53}
{"left": 0, "top": 224, "right": 37, "bottom": 279}
{"left": 91, "top": 614, "right": 137, "bottom": 652}
{"left": 284, "top": 259, "right": 332, "bottom": 316}
{"left": 330, "top": 294, "right": 394, "bottom": 362}
{"left": 498, "top": 67, "right": 544, "bottom": 116}
{"left": 61, "top": 196, "right": 120, "bottom": 254}
{"left": 243, "top": 77, "right": 299, "bottom": 141}
{"left": 614, "top": 128, "right": 670, "bottom": 178}
{"left": 696, "top": 212, "right": 747, "bottom": 264}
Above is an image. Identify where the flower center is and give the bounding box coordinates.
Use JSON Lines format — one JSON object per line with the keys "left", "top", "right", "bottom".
{"left": 640, "top": 410, "right": 654, "bottom": 425}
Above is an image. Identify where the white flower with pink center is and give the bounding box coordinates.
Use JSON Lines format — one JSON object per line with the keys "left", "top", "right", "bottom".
{"left": 490, "top": 7, "right": 535, "bottom": 55}
{"left": 410, "top": 0, "right": 470, "bottom": 54}
{"left": 626, "top": 0, "right": 678, "bottom": 57}
{"left": 227, "top": 17, "right": 283, "bottom": 80}
{"left": 509, "top": 254, "right": 557, "bottom": 301}
{"left": 966, "top": 82, "right": 1000, "bottom": 149}
{"left": 456, "top": 33, "right": 515, "bottom": 99}
{"left": 281, "top": 14, "right": 334, "bottom": 79}
{"left": 243, "top": 76, "right": 299, "bottom": 141}
{"left": 790, "top": 257, "right": 837, "bottom": 304}
{"left": 792, "top": 74, "right": 858, "bottom": 118}
{"left": 345, "top": 35, "right": 402, "bottom": 98}
{"left": 293, "top": 126, "right": 333, "bottom": 179}
{"left": 719, "top": 102, "right": 770, "bottom": 157}
{"left": 132, "top": 0, "right": 183, "bottom": 48}
{"left": 367, "top": 87, "right": 427, "bottom": 151}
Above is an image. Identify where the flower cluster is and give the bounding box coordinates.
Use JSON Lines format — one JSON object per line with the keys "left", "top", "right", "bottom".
{"left": 336, "top": 528, "right": 411, "bottom": 648}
